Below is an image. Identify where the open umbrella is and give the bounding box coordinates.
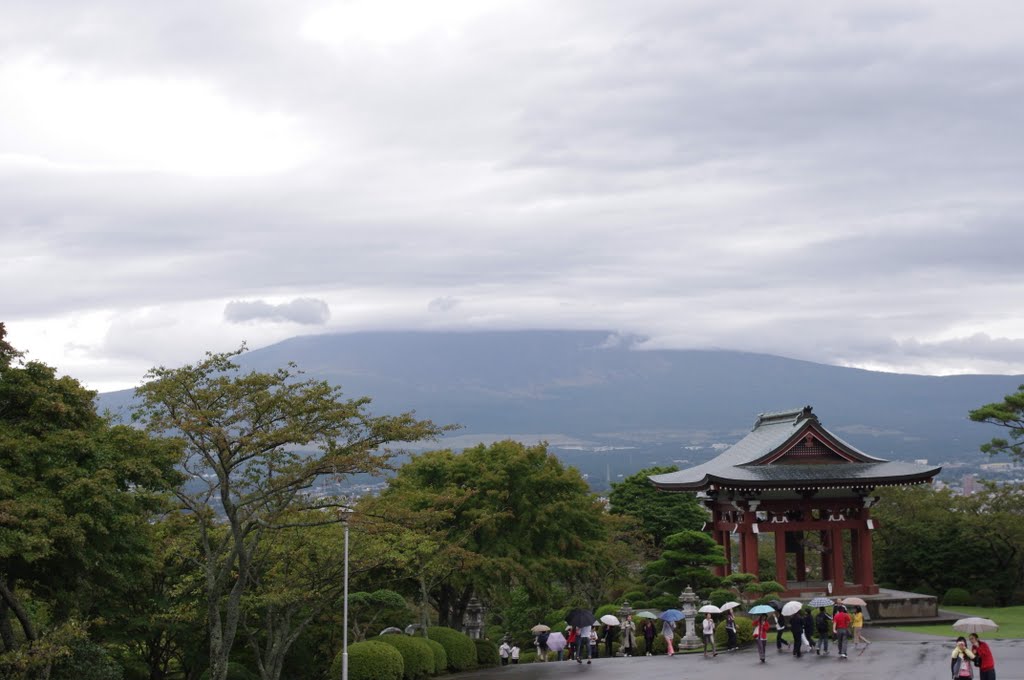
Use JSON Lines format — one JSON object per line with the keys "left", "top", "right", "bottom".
{"left": 636, "top": 611, "right": 658, "bottom": 620}
{"left": 659, "top": 609, "right": 685, "bottom": 622}
{"left": 953, "top": 617, "right": 999, "bottom": 634}
{"left": 600, "top": 614, "right": 620, "bottom": 626}
{"left": 808, "top": 597, "right": 834, "bottom": 608}
{"left": 546, "top": 631, "right": 567, "bottom": 652}
{"left": 769, "top": 599, "right": 784, "bottom": 611}
{"left": 698, "top": 604, "right": 721, "bottom": 614}
{"left": 749, "top": 604, "right": 776, "bottom": 615}
{"left": 781, "top": 601, "right": 803, "bottom": 616}
{"left": 379, "top": 627, "right": 403, "bottom": 635}
{"left": 841, "top": 597, "right": 867, "bottom": 607}
{"left": 531, "top": 624, "right": 551, "bottom": 633}
{"left": 565, "top": 608, "right": 595, "bottom": 628}
{"left": 720, "top": 601, "right": 741, "bottom": 611}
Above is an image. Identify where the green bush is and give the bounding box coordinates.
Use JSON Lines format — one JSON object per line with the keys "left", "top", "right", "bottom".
{"left": 376, "top": 636, "right": 434, "bottom": 680}
{"left": 198, "top": 663, "right": 258, "bottom": 680}
{"left": 421, "top": 638, "right": 447, "bottom": 675}
{"left": 622, "top": 590, "right": 646, "bottom": 603}
{"left": 420, "top": 627, "right": 477, "bottom": 672}
{"left": 973, "top": 589, "right": 998, "bottom": 608}
{"left": 943, "top": 587, "right": 972, "bottom": 606}
{"left": 51, "top": 638, "right": 124, "bottom": 680}
{"left": 594, "top": 604, "right": 619, "bottom": 618}
{"left": 708, "top": 589, "right": 734, "bottom": 607}
{"left": 714, "top": 616, "right": 753, "bottom": 647}
{"left": 331, "top": 641, "right": 404, "bottom": 680}
{"left": 473, "top": 638, "right": 499, "bottom": 667}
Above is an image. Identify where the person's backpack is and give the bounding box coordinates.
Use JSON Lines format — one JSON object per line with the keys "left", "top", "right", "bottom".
{"left": 815, "top": 612, "right": 829, "bottom": 634}
{"left": 538, "top": 632, "right": 549, "bottom": 645}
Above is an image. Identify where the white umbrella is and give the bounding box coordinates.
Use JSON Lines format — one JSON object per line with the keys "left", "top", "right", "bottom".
{"left": 531, "top": 624, "right": 551, "bottom": 633}
{"left": 953, "top": 617, "right": 999, "bottom": 634}
{"left": 719, "top": 601, "right": 741, "bottom": 611}
{"left": 600, "top": 614, "right": 621, "bottom": 626}
{"left": 781, "top": 600, "right": 803, "bottom": 616}
{"left": 698, "top": 604, "right": 721, "bottom": 614}
{"left": 841, "top": 597, "right": 867, "bottom": 607}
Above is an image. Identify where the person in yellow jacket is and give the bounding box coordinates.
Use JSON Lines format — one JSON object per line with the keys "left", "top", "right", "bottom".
{"left": 852, "top": 606, "right": 871, "bottom": 653}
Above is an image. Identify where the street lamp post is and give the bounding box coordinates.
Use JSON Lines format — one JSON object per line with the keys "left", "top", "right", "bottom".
{"left": 342, "top": 517, "right": 350, "bottom": 680}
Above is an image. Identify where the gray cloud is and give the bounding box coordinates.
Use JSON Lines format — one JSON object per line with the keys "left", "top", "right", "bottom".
{"left": 2, "top": 0, "right": 1024, "bottom": 388}
{"left": 224, "top": 298, "right": 330, "bottom": 325}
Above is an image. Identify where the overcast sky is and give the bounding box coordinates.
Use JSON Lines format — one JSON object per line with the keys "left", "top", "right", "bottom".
{"left": 3, "top": 0, "right": 1024, "bottom": 391}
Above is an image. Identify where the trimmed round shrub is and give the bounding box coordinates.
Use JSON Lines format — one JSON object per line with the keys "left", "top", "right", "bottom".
{"left": 376, "top": 636, "right": 434, "bottom": 680}
{"left": 594, "top": 604, "right": 619, "bottom": 618}
{"left": 421, "top": 638, "right": 447, "bottom": 675}
{"left": 473, "top": 638, "right": 499, "bottom": 667}
{"left": 973, "top": 589, "right": 998, "bottom": 608}
{"left": 708, "top": 589, "right": 734, "bottom": 607}
{"left": 331, "top": 641, "right": 404, "bottom": 680}
{"left": 714, "top": 616, "right": 753, "bottom": 647}
{"left": 420, "top": 627, "right": 477, "bottom": 672}
{"left": 519, "top": 650, "right": 538, "bottom": 664}
{"left": 199, "top": 663, "right": 258, "bottom": 680}
{"left": 943, "top": 587, "right": 972, "bottom": 607}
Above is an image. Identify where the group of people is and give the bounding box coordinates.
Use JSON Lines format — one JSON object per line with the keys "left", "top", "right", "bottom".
{"left": 950, "top": 634, "right": 996, "bottom": 680}
{"left": 750, "top": 604, "right": 870, "bottom": 662}
{"left": 533, "top": 614, "right": 644, "bottom": 664}
{"left": 497, "top": 640, "right": 520, "bottom": 665}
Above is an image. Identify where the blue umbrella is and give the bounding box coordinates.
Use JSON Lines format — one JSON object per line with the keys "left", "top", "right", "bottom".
{"left": 749, "top": 604, "right": 776, "bottom": 615}
{"left": 659, "top": 609, "right": 685, "bottom": 622}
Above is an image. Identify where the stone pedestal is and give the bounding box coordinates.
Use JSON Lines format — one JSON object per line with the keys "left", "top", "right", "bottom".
{"left": 462, "top": 597, "right": 485, "bottom": 640}
{"left": 679, "top": 586, "right": 701, "bottom": 650}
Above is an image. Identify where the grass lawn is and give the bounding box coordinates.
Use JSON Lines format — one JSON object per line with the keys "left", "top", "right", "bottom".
{"left": 889, "top": 605, "right": 1024, "bottom": 639}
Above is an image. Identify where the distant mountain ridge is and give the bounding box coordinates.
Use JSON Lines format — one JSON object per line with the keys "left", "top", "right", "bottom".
{"left": 98, "top": 330, "right": 1022, "bottom": 466}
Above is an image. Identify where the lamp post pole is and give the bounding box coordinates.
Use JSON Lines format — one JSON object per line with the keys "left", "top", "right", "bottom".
{"left": 342, "top": 517, "right": 350, "bottom": 680}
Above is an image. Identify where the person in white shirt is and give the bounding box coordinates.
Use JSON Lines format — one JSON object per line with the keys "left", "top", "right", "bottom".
{"left": 702, "top": 613, "right": 718, "bottom": 657}
{"left": 510, "top": 644, "right": 520, "bottom": 664}
{"left": 576, "top": 625, "right": 593, "bottom": 664}
{"left": 498, "top": 640, "right": 511, "bottom": 666}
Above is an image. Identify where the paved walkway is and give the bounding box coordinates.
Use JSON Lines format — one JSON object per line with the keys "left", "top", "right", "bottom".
{"left": 460, "top": 633, "right": 1023, "bottom": 680}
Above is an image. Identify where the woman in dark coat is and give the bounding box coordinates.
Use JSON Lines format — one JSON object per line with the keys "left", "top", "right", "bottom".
{"left": 642, "top": 620, "right": 656, "bottom": 656}
{"left": 789, "top": 610, "right": 805, "bottom": 658}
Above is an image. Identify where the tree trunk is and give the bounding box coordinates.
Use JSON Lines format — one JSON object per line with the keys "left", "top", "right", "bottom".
{"left": 0, "top": 575, "right": 35, "bottom": 644}
{"left": 0, "top": 597, "right": 16, "bottom": 651}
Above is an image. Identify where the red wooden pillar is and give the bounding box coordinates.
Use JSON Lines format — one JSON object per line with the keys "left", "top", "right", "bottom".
{"left": 795, "top": 536, "right": 807, "bottom": 583}
{"left": 774, "top": 530, "right": 787, "bottom": 587}
{"left": 716, "top": 530, "right": 730, "bottom": 577}
{"left": 740, "top": 509, "right": 759, "bottom": 575}
{"left": 850, "top": 528, "right": 861, "bottom": 583}
{"left": 857, "top": 518, "right": 878, "bottom": 594}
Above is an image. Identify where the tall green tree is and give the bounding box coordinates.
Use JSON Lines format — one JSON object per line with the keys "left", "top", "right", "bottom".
{"left": 369, "top": 440, "right": 613, "bottom": 628}
{"left": 970, "top": 384, "right": 1024, "bottom": 461}
{"left": 0, "top": 335, "right": 180, "bottom": 677}
{"left": 608, "top": 466, "right": 707, "bottom": 552}
{"left": 643, "top": 530, "right": 725, "bottom": 596}
{"left": 133, "top": 347, "right": 451, "bottom": 680}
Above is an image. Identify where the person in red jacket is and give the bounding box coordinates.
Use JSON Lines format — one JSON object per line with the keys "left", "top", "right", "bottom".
{"left": 969, "top": 633, "right": 996, "bottom": 680}
{"left": 753, "top": 614, "right": 772, "bottom": 663}
{"left": 833, "top": 605, "right": 852, "bottom": 659}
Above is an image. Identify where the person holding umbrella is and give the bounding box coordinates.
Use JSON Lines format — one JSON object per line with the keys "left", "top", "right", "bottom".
{"left": 724, "top": 609, "right": 738, "bottom": 651}
{"left": 535, "top": 629, "right": 550, "bottom": 661}
{"left": 753, "top": 613, "right": 772, "bottom": 663}
{"left": 789, "top": 608, "right": 805, "bottom": 658}
{"left": 702, "top": 612, "right": 718, "bottom": 657}
{"left": 662, "top": 616, "right": 677, "bottom": 657}
{"left": 969, "top": 633, "right": 995, "bottom": 680}
{"left": 774, "top": 612, "right": 790, "bottom": 652}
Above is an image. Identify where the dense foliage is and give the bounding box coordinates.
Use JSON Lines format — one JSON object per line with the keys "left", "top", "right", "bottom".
{"left": 608, "top": 466, "right": 707, "bottom": 551}
{"left": 418, "top": 627, "right": 476, "bottom": 672}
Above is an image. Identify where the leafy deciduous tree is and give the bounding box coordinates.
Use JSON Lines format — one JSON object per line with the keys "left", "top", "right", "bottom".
{"left": 133, "top": 347, "right": 451, "bottom": 680}
{"left": 970, "top": 385, "right": 1024, "bottom": 461}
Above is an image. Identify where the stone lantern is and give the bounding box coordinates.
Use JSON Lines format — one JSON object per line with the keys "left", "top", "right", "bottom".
{"left": 678, "top": 586, "right": 701, "bottom": 650}
{"left": 463, "top": 597, "right": 485, "bottom": 640}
